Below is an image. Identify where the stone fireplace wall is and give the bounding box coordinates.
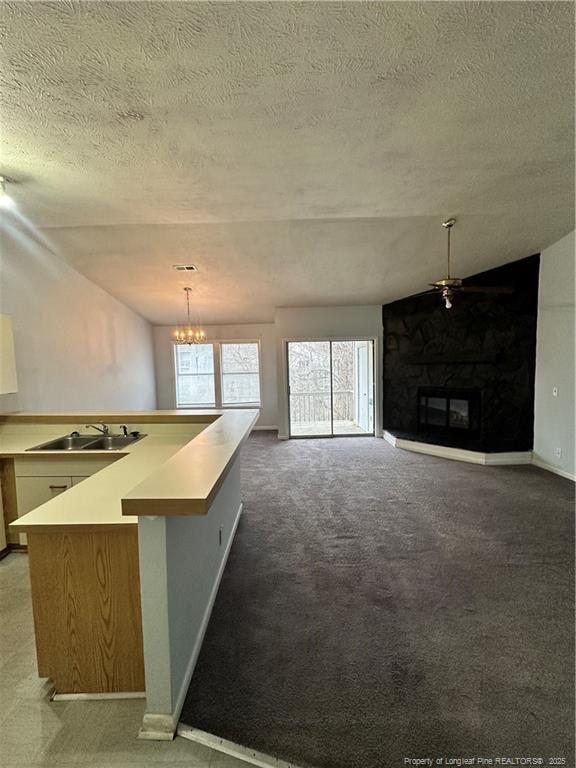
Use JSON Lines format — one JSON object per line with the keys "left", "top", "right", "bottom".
{"left": 382, "top": 254, "right": 540, "bottom": 452}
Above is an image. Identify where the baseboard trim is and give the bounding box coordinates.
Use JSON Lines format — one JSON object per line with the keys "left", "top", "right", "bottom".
{"left": 383, "top": 432, "right": 533, "bottom": 466}
{"left": 0, "top": 546, "right": 10, "bottom": 562}
{"left": 178, "top": 724, "right": 308, "bottom": 768}
{"left": 277, "top": 434, "right": 289, "bottom": 441}
{"left": 52, "top": 691, "right": 145, "bottom": 701}
{"left": 6, "top": 543, "right": 28, "bottom": 553}
{"left": 384, "top": 431, "right": 576, "bottom": 479}
{"left": 483, "top": 451, "right": 534, "bottom": 466}
{"left": 252, "top": 426, "right": 278, "bottom": 431}
{"left": 532, "top": 458, "right": 576, "bottom": 482}
{"left": 139, "top": 502, "right": 244, "bottom": 741}
{"left": 383, "top": 431, "right": 397, "bottom": 447}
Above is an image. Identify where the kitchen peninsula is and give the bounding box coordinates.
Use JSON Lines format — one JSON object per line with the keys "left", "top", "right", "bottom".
{"left": 2, "top": 409, "right": 257, "bottom": 739}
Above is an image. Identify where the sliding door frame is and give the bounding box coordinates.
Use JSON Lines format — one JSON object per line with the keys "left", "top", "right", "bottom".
{"left": 286, "top": 340, "right": 333, "bottom": 439}
{"left": 286, "top": 337, "right": 376, "bottom": 439}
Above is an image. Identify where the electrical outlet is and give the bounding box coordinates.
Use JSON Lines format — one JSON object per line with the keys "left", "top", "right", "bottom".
{"left": 552, "top": 386, "right": 559, "bottom": 397}
{"left": 555, "top": 447, "right": 562, "bottom": 458}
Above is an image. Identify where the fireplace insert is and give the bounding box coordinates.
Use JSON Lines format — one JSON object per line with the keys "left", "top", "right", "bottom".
{"left": 418, "top": 387, "right": 481, "bottom": 435}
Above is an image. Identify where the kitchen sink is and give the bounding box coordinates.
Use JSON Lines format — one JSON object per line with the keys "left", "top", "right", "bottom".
{"left": 85, "top": 435, "right": 145, "bottom": 450}
{"left": 27, "top": 435, "right": 102, "bottom": 451}
{"left": 27, "top": 433, "right": 146, "bottom": 451}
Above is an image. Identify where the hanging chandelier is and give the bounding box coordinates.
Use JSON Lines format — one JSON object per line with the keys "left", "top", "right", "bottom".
{"left": 173, "top": 287, "right": 206, "bottom": 344}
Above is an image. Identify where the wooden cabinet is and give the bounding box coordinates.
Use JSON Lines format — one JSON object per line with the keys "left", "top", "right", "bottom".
{"left": 28, "top": 527, "right": 144, "bottom": 693}
{"left": 7, "top": 451, "right": 144, "bottom": 694}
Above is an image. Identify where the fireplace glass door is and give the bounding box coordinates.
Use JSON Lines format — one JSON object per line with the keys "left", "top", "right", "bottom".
{"left": 449, "top": 399, "right": 470, "bottom": 429}
{"left": 418, "top": 388, "right": 479, "bottom": 435}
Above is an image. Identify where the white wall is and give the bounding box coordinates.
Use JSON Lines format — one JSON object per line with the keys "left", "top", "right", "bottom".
{"left": 138, "top": 456, "right": 242, "bottom": 737}
{"left": 533, "top": 230, "right": 575, "bottom": 480}
{"left": 154, "top": 323, "right": 278, "bottom": 428}
{"left": 275, "top": 305, "right": 383, "bottom": 438}
{"left": 154, "top": 308, "right": 383, "bottom": 436}
{"left": 0, "top": 216, "right": 156, "bottom": 411}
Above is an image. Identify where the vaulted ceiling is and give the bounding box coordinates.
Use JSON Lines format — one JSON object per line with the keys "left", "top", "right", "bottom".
{"left": 0, "top": 1, "right": 573, "bottom": 324}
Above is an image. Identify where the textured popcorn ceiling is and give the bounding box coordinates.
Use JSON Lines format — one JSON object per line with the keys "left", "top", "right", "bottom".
{"left": 0, "top": 1, "right": 573, "bottom": 324}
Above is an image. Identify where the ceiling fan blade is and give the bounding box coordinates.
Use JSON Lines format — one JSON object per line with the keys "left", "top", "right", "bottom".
{"left": 413, "top": 288, "right": 439, "bottom": 297}
{"left": 458, "top": 285, "right": 514, "bottom": 295}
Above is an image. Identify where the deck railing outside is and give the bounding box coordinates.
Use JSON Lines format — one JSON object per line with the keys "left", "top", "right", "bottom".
{"left": 289, "top": 390, "right": 355, "bottom": 425}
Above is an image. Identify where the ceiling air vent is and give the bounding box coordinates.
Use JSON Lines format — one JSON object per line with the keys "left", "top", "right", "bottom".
{"left": 172, "top": 264, "right": 198, "bottom": 272}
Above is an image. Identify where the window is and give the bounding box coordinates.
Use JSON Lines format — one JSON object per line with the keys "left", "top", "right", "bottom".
{"left": 174, "top": 341, "right": 261, "bottom": 408}
{"left": 175, "top": 344, "right": 216, "bottom": 407}
{"left": 221, "top": 342, "right": 261, "bottom": 406}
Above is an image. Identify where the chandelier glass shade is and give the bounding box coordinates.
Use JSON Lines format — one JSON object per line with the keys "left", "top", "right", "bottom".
{"left": 173, "top": 287, "right": 206, "bottom": 344}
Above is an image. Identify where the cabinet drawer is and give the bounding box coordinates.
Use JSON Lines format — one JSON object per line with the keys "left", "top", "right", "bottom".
{"left": 16, "top": 476, "right": 72, "bottom": 517}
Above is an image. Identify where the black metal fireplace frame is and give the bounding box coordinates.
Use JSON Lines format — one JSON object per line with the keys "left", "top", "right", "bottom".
{"left": 417, "top": 386, "right": 481, "bottom": 435}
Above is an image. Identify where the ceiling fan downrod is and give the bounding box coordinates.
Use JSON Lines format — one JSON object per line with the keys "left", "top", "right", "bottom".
{"left": 423, "top": 216, "right": 513, "bottom": 309}
{"left": 442, "top": 218, "right": 456, "bottom": 279}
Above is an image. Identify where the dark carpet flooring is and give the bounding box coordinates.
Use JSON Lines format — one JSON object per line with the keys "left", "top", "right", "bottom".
{"left": 181, "top": 433, "right": 575, "bottom": 768}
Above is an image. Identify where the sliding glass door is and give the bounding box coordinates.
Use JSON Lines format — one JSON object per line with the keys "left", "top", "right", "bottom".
{"left": 287, "top": 340, "right": 374, "bottom": 438}
{"left": 288, "top": 341, "right": 332, "bottom": 437}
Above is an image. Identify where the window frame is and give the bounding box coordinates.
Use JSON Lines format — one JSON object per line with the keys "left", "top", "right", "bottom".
{"left": 173, "top": 343, "right": 217, "bottom": 408}
{"left": 219, "top": 341, "right": 262, "bottom": 408}
{"left": 174, "top": 339, "right": 262, "bottom": 410}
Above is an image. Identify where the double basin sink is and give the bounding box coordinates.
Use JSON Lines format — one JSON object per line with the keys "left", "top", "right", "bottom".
{"left": 27, "top": 433, "right": 147, "bottom": 452}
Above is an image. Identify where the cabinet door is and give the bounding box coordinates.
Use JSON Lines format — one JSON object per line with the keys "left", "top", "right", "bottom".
{"left": 71, "top": 476, "right": 89, "bottom": 487}
{"left": 15, "top": 476, "right": 72, "bottom": 546}
{"left": 16, "top": 476, "right": 72, "bottom": 516}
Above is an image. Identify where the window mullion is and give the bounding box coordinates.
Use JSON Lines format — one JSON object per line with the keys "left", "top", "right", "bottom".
{"left": 213, "top": 342, "right": 223, "bottom": 408}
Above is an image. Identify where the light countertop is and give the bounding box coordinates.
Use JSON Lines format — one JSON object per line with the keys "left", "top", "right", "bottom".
{"left": 4, "top": 409, "right": 258, "bottom": 531}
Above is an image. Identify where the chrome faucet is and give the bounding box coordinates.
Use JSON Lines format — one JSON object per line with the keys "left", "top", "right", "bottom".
{"left": 119, "top": 425, "right": 129, "bottom": 437}
{"left": 85, "top": 422, "right": 110, "bottom": 435}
